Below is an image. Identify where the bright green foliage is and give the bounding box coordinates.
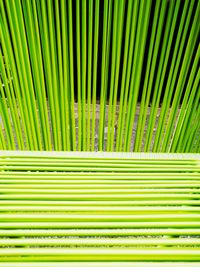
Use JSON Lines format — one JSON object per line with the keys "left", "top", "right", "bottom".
{"left": 0, "top": 151, "right": 199, "bottom": 262}
{"left": 0, "top": 0, "right": 199, "bottom": 152}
